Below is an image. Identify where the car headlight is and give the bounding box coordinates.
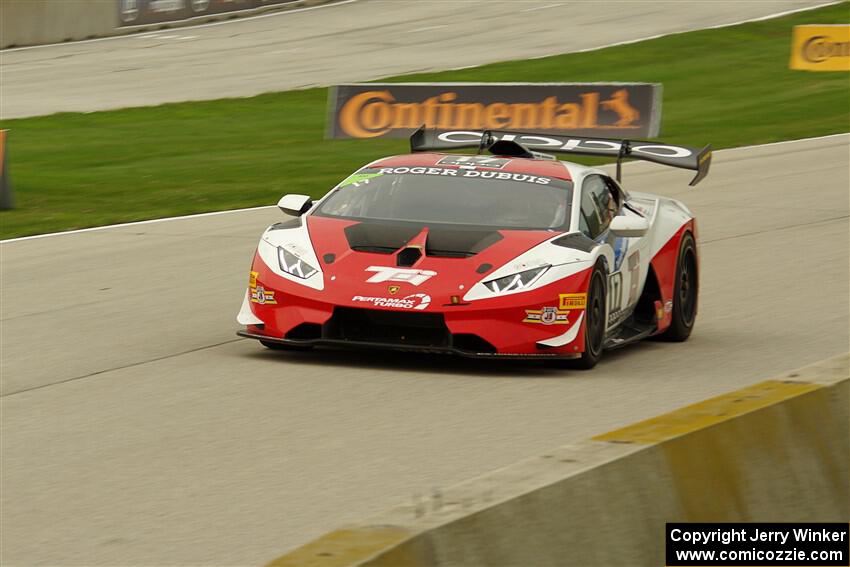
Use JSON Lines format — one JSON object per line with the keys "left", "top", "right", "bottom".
{"left": 484, "top": 265, "right": 549, "bottom": 293}
{"left": 278, "top": 246, "right": 318, "bottom": 279}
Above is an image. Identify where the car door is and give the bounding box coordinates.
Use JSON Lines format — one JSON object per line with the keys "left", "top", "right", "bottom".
{"left": 578, "top": 174, "right": 646, "bottom": 329}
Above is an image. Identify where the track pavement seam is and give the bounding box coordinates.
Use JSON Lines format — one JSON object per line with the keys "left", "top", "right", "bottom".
{"left": 0, "top": 338, "right": 245, "bottom": 398}
{"left": 699, "top": 215, "right": 849, "bottom": 244}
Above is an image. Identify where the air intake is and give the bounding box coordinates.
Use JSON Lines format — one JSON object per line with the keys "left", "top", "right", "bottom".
{"left": 397, "top": 246, "right": 423, "bottom": 267}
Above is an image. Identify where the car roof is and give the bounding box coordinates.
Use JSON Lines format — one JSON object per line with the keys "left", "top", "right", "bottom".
{"left": 367, "top": 152, "right": 574, "bottom": 181}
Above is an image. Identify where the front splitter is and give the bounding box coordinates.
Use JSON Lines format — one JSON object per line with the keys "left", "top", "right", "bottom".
{"left": 236, "top": 331, "right": 581, "bottom": 360}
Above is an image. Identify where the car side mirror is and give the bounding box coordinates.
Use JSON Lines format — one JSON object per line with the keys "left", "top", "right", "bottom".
{"left": 610, "top": 215, "right": 649, "bottom": 238}
{"left": 278, "top": 194, "right": 313, "bottom": 216}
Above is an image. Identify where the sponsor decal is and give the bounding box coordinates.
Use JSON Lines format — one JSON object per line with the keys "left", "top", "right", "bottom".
{"left": 608, "top": 271, "right": 624, "bottom": 315}
{"left": 524, "top": 306, "right": 570, "bottom": 325}
{"left": 437, "top": 131, "right": 694, "bottom": 159}
{"left": 352, "top": 293, "right": 431, "bottom": 310}
{"left": 664, "top": 299, "right": 673, "bottom": 313}
{"left": 339, "top": 172, "right": 383, "bottom": 187}
{"left": 436, "top": 155, "right": 510, "bottom": 169}
{"left": 608, "top": 308, "right": 630, "bottom": 327}
{"left": 388, "top": 285, "right": 400, "bottom": 295}
{"left": 365, "top": 266, "right": 436, "bottom": 286}
{"left": 327, "top": 83, "right": 661, "bottom": 139}
{"left": 626, "top": 251, "right": 641, "bottom": 306}
{"left": 117, "top": 0, "right": 297, "bottom": 27}
{"left": 613, "top": 235, "right": 629, "bottom": 271}
{"left": 654, "top": 299, "right": 665, "bottom": 322}
{"left": 559, "top": 293, "right": 587, "bottom": 310}
{"left": 249, "top": 271, "right": 258, "bottom": 288}
{"left": 250, "top": 285, "right": 277, "bottom": 305}
{"left": 376, "top": 166, "right": 551, "bottom": 185}
{"left": 378, "top": 166, "right": 459, "bottom": 176}
{"left": 790, "top": 25, "right": 850, "bottom": 71}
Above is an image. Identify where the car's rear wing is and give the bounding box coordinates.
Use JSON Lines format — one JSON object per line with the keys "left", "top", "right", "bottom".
{"left": 409, "top": 127, "right": 711, "bottom": 186}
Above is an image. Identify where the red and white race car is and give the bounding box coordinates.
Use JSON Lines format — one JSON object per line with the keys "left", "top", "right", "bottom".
{"left": 237, "top": 128, "right": 711, "bottom": 368}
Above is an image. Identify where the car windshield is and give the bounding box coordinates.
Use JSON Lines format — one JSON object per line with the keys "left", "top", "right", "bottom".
{"left": 315, "top": 166, "right": 573, "bottom": 230}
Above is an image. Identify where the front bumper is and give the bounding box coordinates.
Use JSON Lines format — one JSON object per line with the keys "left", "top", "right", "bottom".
{"left": 240, "top": 259, "right": 593, "bottom": 358}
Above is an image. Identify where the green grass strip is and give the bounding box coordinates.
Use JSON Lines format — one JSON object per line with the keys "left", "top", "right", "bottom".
{"left": 1, "top": 3, "right": 847, "bottom": 238}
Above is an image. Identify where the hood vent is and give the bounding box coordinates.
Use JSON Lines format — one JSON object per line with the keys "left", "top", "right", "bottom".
{"left": 344, "top": 221, "right": 503, "bottom": 258}
{"left": 396, "top": 226, "right": 428, "bottom": 267}
{"left": 397, "top": 246, "right": 423, "bottom": 267}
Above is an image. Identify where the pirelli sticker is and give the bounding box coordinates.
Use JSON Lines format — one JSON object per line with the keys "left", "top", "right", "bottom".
{"left": 790, "top": 25, "right": 850, "bottom": 72}
{"left": 327, "top": 83, "right": 662, "bottom": 139}
{"left": 559, "top": 293, "right": 587, "bottom": 310}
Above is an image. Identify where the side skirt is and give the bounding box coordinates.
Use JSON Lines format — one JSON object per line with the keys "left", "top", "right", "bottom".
{"left": 603, "top": 318, "right": 657, "bottom": 350}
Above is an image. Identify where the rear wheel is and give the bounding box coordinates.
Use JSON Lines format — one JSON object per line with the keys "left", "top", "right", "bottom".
{"left": 659, "top": 232, "right": 698, "bottom": 342}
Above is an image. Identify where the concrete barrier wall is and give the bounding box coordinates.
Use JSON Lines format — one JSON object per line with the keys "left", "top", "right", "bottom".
{"left": 1, "top": 0, "right": 117, "bottom": 48}
{"left": 268, "top": 354, "right": 849, "bottom": 566}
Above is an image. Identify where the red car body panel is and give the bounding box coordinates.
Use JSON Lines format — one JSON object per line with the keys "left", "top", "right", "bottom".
{"left": 247, "top": 215, "right": 593, "bottom": 355}
{"left": 651, "top": 220, "right": 697, "bottom": 333}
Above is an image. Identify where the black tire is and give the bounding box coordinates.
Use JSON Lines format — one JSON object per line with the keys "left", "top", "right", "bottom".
{"left": 557, "top": 265, "right": 607, "bottom": 370}
{"left": 659, "top": 232, "right": 698, "bottom": 342}
{"left": 260, "top": 340, "right": 313, "bottom": 351}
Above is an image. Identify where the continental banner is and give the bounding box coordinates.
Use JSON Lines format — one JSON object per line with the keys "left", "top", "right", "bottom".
{"left": 790, "top": 25, "right": 850, "bottom": 71}
{"left": 117, "top": 0, "right": 298, "bottom": 27}
{"left": 327, "top": 83, "right": 662, "bottom": 139}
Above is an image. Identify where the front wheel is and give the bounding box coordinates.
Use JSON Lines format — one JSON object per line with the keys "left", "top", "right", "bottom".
{"left": 659, "top": 232, "right": 698, "bottom": 342}
{"left": 558, "top": 265, "right": 607, "bottom": 370}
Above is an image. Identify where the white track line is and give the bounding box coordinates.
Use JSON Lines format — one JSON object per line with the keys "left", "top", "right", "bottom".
{"left": 0, "top": 0, "right": 360, "bottom": 53}
{"left": 2, "top": 133, "right": 847, "bottom": 245}
{"left": 521, "top": 3, "right": 565, "bottom": 13}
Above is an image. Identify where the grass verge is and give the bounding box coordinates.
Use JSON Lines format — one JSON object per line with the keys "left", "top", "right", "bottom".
{"left": 0, "top": 3, "right": 848, "bottom": 238}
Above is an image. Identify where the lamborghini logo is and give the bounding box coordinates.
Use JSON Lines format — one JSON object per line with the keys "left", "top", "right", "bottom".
{"left": 388, "top": 285, "right": 400, "bottom": 295}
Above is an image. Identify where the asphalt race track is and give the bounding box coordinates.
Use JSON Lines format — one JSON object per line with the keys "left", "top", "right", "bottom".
{"left": 2, "top": 134, "right": 848, "bottom": 564}
{"left": 0, "top": 0, "right": 833, "bottom": 119}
